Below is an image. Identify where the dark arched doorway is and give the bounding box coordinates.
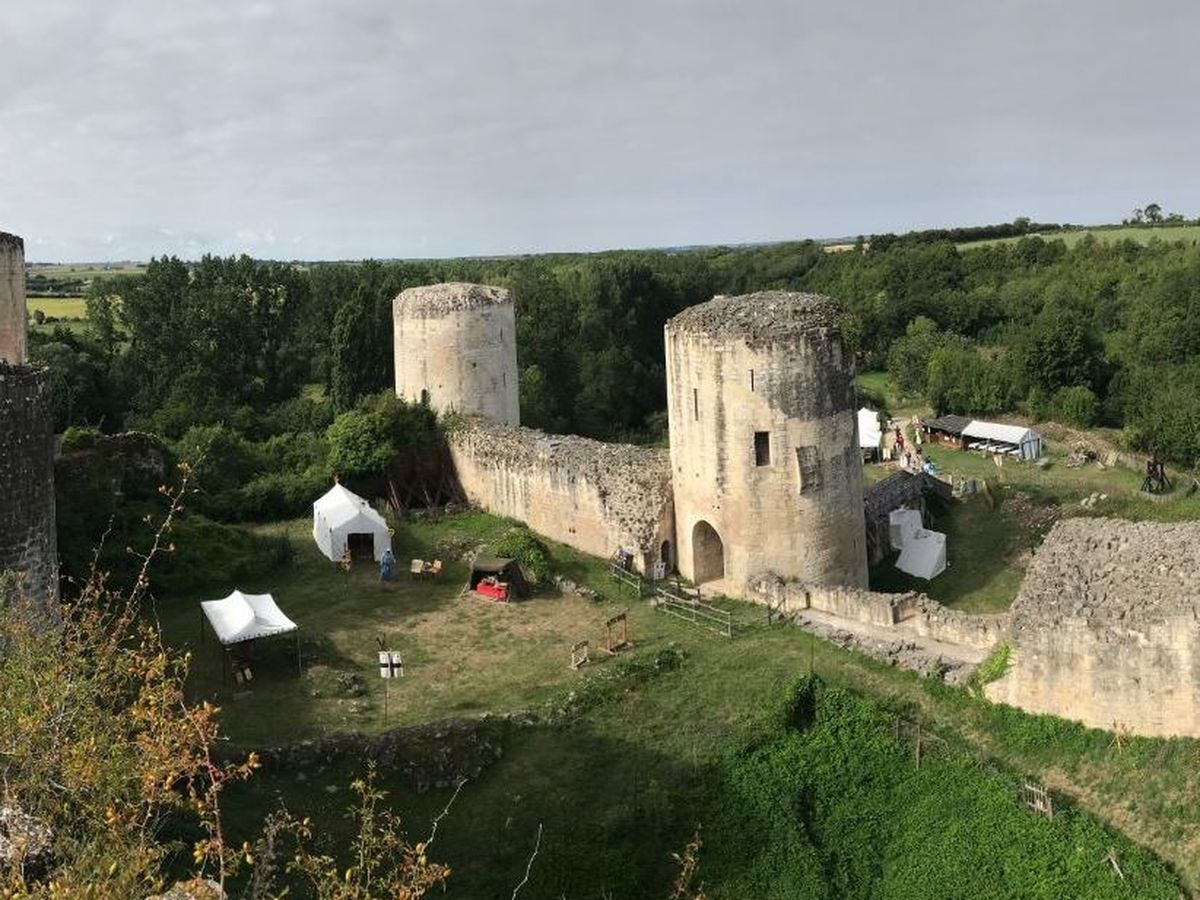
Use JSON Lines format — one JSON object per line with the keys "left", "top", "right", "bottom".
{"left": 692, "top": 520, "right": 724, "bottom": 584}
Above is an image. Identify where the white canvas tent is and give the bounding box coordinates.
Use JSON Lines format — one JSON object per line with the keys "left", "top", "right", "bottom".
{"left": 201, "top": 590, "right": 297, "bottom": 646}
{"left": 858, "top": 407, "right": 883, "bottom": 455}
{"left": 312, "top": 483, "right": 392, "bottom": 562}
{"left": 962, "top": 420, "right": 1044, "bottom": 460}
{"left": 888, "top": 508, "right": 924, "bottom": 551}
{"left": 895, "top": 529, "right": 947, "bottom": 580}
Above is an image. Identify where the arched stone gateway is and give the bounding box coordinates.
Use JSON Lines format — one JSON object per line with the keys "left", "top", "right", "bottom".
{"left": 691, "top": 520, "right": 724, "bottom": 584}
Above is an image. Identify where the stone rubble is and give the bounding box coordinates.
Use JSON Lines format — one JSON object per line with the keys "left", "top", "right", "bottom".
{"left": 665, "top": 290, "right": 842, "bottom": 349}
{"left": 1009, "top": 517, "right": 1200, "bottom": 628}
{"left": 393, "top": 282, "right": 512, "bottom": 318}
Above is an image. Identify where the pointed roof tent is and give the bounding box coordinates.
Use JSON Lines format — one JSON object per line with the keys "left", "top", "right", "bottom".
{"left": 312, "top": 483, "right": 392, "bottom": 562}
{"left": 201, "top": 590, "right": 297, "bottom": 646}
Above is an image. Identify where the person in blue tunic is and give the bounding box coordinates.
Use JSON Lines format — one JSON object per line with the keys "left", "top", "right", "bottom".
{"left": 379, "top": 548, "right": 396, "bottom": 582}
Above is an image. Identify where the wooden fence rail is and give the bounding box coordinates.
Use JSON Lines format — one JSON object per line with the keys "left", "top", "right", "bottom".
{"left": 654, "top": 587, "right": 733, "bottom": 638}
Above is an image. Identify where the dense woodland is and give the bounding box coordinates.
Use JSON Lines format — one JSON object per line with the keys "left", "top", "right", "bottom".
{"left": 36, "top": 223, "right": 1200, "bottom": 451}
{"left": 30, "top": 223, "right": 1200, "bottom": 581}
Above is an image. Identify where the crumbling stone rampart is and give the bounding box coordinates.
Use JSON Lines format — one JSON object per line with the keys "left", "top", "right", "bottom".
{"left": 0, "top": 363, "right": 58, "bottom": 605}
{"left": 447, "top": 417, "right": 674, "bottom": 573}
{"left": 988, "top": 517, "right": 1200, "bottom": 737}
{"left": 746, "top": 574, "right": 1007, "bottom": 652}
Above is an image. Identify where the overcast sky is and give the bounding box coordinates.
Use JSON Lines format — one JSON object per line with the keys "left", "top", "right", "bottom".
{"left": 2, "top": 0, "right": 1198, "bottom": 261}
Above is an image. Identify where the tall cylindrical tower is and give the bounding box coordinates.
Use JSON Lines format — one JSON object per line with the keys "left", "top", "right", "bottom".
{"left": 0, "top": 363, "right": 58, "bottom": 605}
{"left": 665, "top": 291, "right": 867, "bottom": 593}
{"left": 392, "top": 283, "right": 519, "bottom": 425}
{"left": 1, "top": 231, "right": 27, "bottom": 363}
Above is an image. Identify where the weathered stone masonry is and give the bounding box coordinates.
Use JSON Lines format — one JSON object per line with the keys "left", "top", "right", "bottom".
{"left": 988, "top": 518, "right": 1200, "bottom": 738}
{"left": 666, "top": 292, "right": 868, "bottom": 590}
{"left": 0, "top": 363, "right": 58, "bottom": 604}
{"left": 447, "top": 417, "right": 674, "bottom": 574}
{"left": 0, "top": 231, "right": 26, "bottom": 364}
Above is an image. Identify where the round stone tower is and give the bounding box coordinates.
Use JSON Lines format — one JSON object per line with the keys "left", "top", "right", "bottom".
{"left": 664, "top": 291, "right": 867, "bottom": 593}
{"left": 0, "top": 229, "right": 58, "bottom": 605}
{"left": 392, "top": 283, "right": 519, "bottom": 425}
{"left": 1, "top": 230, "right": 27, "bottom": 363}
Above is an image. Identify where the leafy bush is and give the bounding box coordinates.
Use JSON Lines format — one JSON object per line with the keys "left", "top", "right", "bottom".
{"left": 967, "top": 641, "right": 1011, "bottom": 696}
{"left": 490, "top": 526, "right": 554, "bottom": 583}
{"left": 1032, "top": 384, "right": 1099, "bottom": 427}
{"left": 701, "top": 676, "right": 1181, "bottom": 898}
{"left": 59, "top": 425, "right": 103, "bottom": 453}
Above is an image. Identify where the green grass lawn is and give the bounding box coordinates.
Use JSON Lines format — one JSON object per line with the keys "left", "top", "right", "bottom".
{"left": 155, "top": 513, "right": 710, "bottom": 746}
{"left": 870, "top": 494, "right": 1028, "bottom": 613}
{"left": 958, "top": 224, "right": 1200, "bottom": 250}
{"left": 191, "top": 510, "right": 1198, "bottom": 896}
{"left": 150, "top": 506, "right": 1200, "bottom": 895}
{"left": 26, "top": 296, "right": 88, "bottom": 318}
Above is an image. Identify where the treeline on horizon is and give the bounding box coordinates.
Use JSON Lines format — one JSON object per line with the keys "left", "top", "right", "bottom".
{"left": 30, "top": 218, "right": 1200, "bottom": 501}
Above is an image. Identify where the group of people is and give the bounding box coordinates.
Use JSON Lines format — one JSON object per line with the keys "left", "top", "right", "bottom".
{"left": 892, "top": 425, "right": 934, "bottom": 475}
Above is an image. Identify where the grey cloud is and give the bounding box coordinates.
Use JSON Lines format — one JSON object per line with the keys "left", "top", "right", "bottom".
{"left": 1, "top": 0, "right": 1198, "bottom": 260}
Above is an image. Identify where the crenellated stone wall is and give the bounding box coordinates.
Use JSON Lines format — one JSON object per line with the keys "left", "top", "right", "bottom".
{"left": 447, "top": 417, "right": 674, "bottom": 574}
{"left": 0, "top": 364, "right": 58, "bottom": 605}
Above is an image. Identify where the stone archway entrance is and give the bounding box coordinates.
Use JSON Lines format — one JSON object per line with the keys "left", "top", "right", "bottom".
{"left": 691, "top": 520, "right": 725, "bottom": 584}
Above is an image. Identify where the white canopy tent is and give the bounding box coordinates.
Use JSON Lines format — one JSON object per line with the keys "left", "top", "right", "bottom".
{"left": 962, "top": 421, "right": 1044, "bottom": 460}
{"left": 312, "top": 483, "right": 392, "bottom": 563}
{"left": 858, "top": 407, "right": 883, "bottom": 454}
{"left": 888, "top": 508, "right": 924, "bottom": 552}
{"left": 201, "top": 590, "right": 298, "bottom": 646}
{"left": 895, "top": 529, "right": 947, "bottom": 580}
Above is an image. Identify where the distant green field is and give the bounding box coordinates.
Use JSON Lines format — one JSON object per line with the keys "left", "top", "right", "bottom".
{"left": 27, "top": 296, "right": 87, "bottom": 319}
{"left": 959, "top": 224, "right": 1200, "bottom": 250}
{"left": 27, "top": 262, "right": 145, "bottom": 279}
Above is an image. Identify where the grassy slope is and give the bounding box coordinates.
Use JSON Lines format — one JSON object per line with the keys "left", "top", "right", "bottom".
{"left": 958, "top": 224, "right": 1200, "bottom": 250}
{"left": 172, "top": 511, "right": 1200, "bottom": 897}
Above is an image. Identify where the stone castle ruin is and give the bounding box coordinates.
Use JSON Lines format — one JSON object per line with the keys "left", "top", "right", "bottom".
{"left": 987, "top": 517, "right": 1200, "bottom": 738}
{"left": 0, "top": 230, "right": 58, "bottom": 604}
{"left": 3, "top": 252, "right": 1199, "bottom": 738}
{"left": 665, "top": 292, "right": 868, "bottom": 590}
{"left": 393, "top": 284, "right": 868, "bottom": 591}
{"left": 394, "top": 281, "right": 1200, "bottom": 739}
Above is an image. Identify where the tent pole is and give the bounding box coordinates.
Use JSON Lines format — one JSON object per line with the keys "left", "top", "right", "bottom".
{"left": 296, "top": 630, "right": 302, "bottom": 676}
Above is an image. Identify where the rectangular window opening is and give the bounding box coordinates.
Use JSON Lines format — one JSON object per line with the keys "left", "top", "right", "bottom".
{"left": 754, "top": 431, "right": 770, "bottom": 467}
{"left": 796, "top": 445, "right": 821, "bottom": 493}
{"left": 750, "top": 369, "right": 755, "bottom": 392}
{"left": 692, "top": 388, "right": 699, "bottom": 421}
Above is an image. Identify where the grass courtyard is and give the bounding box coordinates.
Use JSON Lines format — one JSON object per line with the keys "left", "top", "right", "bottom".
{"left": 155, "top": 512, "right": 705, "bottom": 746}
{"left": 145, "top": 508, "right": 1200, "bottom": 896}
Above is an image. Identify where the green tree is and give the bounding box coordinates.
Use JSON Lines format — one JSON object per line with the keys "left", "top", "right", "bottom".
{"left": 1020, "top": 306, "right": 1100, "bottom": 394}
{"left": 326, "top": 408, "right": 394, "bottom": 482}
